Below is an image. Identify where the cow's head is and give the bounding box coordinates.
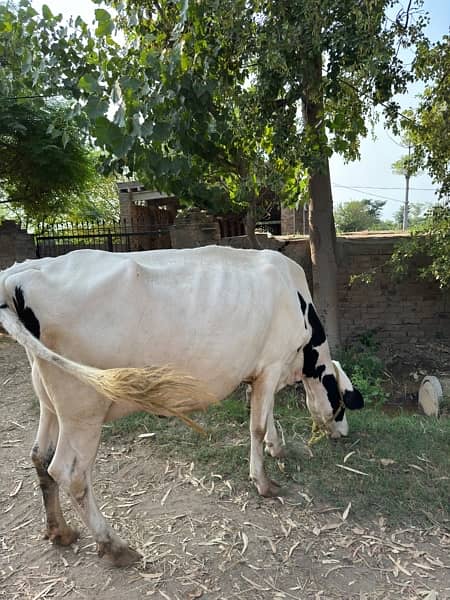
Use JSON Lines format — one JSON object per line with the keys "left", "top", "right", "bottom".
{"left": 303, "top": 360, "right": 364, "bottom": 438}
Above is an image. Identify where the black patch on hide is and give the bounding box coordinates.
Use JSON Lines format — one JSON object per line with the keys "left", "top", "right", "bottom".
{"left": 322, "top": 374, "right": 345, "bottom": 421}
{"left": 13, "top": 286, "right": 40, "bottom": 338}
{"left": 297, "top": 292, "right": 307, "bottom": 315}
{"left": 303, "top": 342, "right": 325, "bottom": 379}
{"left": 307, "top": 303, "right": 326, "bottom": 347}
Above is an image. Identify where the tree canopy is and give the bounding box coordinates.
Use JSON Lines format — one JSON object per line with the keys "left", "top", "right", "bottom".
{"left": 334, "top": 199, "right": 390, "bottom": 232}
{"left": 390, "top": 33, "right": 449, "bottom": 286}
{"left": 0, "top": 2, "right": 118, "bottom": 224}
{"left": 0, "top": 100, "right": 99, "bottom": 222}
{"left": 0, "top": 0, "right": 427, "bottom": 214}
{"left": 398, "top": 35, "right": 450, "bottom": 197}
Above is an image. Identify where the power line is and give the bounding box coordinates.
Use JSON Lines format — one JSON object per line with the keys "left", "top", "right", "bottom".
{"left": 333, "top": 184, "right": 439, "bottom": 206}
{"left": 333, "top": 184, "right": 437, "bottom": 191}
{"left": 332, "top": 184, "right": 404, "bottom": 203}
{"left": 386, "top": 132, "right": 409, "bottom": 148}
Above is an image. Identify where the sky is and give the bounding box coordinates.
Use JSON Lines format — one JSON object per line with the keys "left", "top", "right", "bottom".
{"left": 330, "top": 0, "right": 448, "bottom": 219}
{"left": 32, "top": 0, "right": 449, "bottom": 219}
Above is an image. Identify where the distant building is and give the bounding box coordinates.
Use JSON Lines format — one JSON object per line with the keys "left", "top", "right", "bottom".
{"left": 117, "top": 180, "right": 308, "bottom": 239}
{"left": 280, "top": 205, "right": 309, "bottom": 236}
{"left": 116, "top": 181, "right": 177, "bottom": 250}
{"left": 117, "top": 181, "right": 178, "bottom": 231}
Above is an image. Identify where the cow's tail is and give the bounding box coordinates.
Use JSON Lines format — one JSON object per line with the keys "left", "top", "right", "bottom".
{"left": 0, "top": 307, "right": 217, "bottom": 433}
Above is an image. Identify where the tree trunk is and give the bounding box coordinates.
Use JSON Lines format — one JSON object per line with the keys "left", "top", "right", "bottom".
{"left": 303, "top": 57, "right": 340, "bottom": 352}
{"left": 245, "top": 196, "right": 261, "bottom": 249}
{"left": 308, "top": 163, "right": 340, "bottom": 352}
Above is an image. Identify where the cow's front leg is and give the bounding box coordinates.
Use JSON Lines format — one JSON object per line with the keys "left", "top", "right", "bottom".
{"left": 249, "top": 369, "right": 282, "bottom": 497}
{"left": 49, "top": 418, "right": 141, "bottom": 567}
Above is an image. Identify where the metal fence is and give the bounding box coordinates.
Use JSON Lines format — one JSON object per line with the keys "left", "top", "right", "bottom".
{"left": 256, "top": 220, "right": 282, "bottom": 235}
{"left": 35, "top": 220, "right": 171, "bottom": 258}
{"left": 33, "top": 216, "right": 282, "bottom": 258}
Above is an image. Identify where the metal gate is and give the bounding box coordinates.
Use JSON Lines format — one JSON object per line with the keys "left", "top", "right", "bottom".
{"left": 35, "top": 220, "right": 171, "bottom": 258}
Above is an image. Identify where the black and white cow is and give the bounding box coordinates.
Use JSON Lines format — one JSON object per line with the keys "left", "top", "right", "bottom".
{"left": 0, "top": 246, "right": 363, "bottom": 566}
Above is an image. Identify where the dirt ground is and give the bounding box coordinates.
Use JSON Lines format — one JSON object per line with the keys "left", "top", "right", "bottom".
{"left": 1, "top": 337, "right": 449, "bottom": 600}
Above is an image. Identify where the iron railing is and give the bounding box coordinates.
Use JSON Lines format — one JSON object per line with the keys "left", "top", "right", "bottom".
{"left": 35, "top": 220, "right": 171, "bottom": 258}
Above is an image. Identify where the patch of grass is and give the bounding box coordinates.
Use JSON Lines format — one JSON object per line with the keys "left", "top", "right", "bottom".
{"left": 104, "top": 389, "right": 450, "bottom": 527}
{"left": 295, "top": 409, "right": 450, "bottom": 523}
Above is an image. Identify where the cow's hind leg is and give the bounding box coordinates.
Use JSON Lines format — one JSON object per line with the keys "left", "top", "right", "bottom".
{"left": 31, "top": 367, "right": 78, "bottom": 545}
{"left": 249, "top": 368, "right": 282, "bottom": 497}
{"left": 49, "top": 420, "right": 141, "bottom": 567}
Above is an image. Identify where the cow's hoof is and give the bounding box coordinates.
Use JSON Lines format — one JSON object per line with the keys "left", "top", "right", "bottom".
{"left": 44, "top": 527, "right": 79, "bottom": 546}
{"left": 256, "top": 478, "right": 282, "bottom": 498}
{"left": 97, "top": 541, "right": 141, "bottom": 567}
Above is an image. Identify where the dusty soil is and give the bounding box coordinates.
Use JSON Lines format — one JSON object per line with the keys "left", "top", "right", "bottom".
{"left": 0, "top": 337, "right": 449, "bottom": 600}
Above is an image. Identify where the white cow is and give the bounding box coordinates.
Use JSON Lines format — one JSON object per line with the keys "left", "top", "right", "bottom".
{"left": 0, "top": 246, "right": 363, "bottom": 566}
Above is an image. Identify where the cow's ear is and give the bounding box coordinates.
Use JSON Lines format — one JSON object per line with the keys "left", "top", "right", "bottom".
{"left": 343, "top": 388, "right": 364, "bottom": 410}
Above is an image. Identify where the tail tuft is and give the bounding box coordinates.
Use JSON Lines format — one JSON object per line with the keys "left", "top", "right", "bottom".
{"left": 83, "top": 365, "right": 218, "bottom": 432}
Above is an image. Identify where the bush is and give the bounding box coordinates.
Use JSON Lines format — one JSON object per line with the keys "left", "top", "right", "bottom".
{"left": 338, "top": 332, "right": 388, "bottom": 405}
{"left": 390, "top": 203, "right": 450, "bottom": 289}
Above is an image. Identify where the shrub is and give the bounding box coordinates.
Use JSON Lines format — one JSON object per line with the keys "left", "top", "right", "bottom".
{"left": 338, "top": 332, "right": 388, "bottom": 405}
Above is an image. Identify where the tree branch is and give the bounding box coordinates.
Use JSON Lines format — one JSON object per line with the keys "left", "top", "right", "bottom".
{"left": 336, "top": 76, "right": 416, "bottom": 125}
{"left": 0, "top": 94, "right": 63, "bottom": 101}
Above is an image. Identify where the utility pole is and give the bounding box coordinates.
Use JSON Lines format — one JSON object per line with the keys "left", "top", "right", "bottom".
{"left": 402, "top": 145, "right": 411, "bottom": 230}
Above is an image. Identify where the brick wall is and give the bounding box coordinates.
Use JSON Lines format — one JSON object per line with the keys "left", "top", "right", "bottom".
{"left": 336, "top": 235, "right": 449, "bottom": 348}
{"left": 219, "top": 233, "right": 450, "bottom": 350}
{"left": 0, "top": 221, "right": 35, "bottom": 269}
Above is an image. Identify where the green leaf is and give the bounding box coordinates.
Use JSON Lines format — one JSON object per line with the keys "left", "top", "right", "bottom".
{"left": 78, "top": 73, "right": 102, "bottom": 94}
{"left": 119, "top": 77, "right": 141, "bottom": 92}
{"left": 75, "top": 16, "right": 82, "bottom": 27}
{"left": 95, "top": 8, "right": 113, "bottom": 37}
{"left": 42, "top": 4, "right": 53, "bottom": 20}
{"left": 85, "top": 96, "right": 109, "bottom": 119}
{"left": 22, "top": 6, "right": 38, "bottom": 19}
{"left": 152, "top": 122, "right": 171, "bottom": 142}
{"left": 94, "top": 116, "right": 133, "bottom": 158}
{"left": 141, "top": 119, "right": 154, "bottom": 137}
